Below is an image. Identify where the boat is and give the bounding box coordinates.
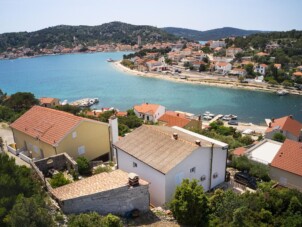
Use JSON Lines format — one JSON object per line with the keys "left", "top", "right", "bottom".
{"left": 203, "top": 115, "right": 213, "bottom": 121}
{"left": 276, "top": 90, "right": 289, "bottom": 96}
{"left": 203, "top": 111, "right": 215, "bottom": 117}
{"left": 60, "top": 100, "right": 68, "bottom": 105}
{"left": 107, "top": 58, "right": 114, "bottom": 62}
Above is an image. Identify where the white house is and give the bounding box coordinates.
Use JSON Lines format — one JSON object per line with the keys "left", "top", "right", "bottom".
{"left": 209, "top": 40, "right": 226, "bottom": 49}
{"left": 133, "top": 103, "right": 166, "bottom": 123}
{"left": 226, "top": 47, "right": 243, "bottom": 58}
{"left": 254, "top": 64, "right": 268, "bottom": 75}
{"left": 215, "top": 62, "right": 232, "bottom": 74}
{"left": 229, "top": 68, "right": 247, "bottom": 77}
{"left": 113, "top": 125, "right": 228, "bottom": 206}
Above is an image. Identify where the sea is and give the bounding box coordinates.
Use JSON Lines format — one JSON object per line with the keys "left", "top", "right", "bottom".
{"left": 0, "top": 52, "right": 301, "bottom": 124}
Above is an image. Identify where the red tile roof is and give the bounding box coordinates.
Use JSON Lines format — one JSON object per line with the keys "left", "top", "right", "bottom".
{"left": 10, "top": 106, "right": 95, "bottom": 146}
{"left": 134, "top": 103, "right": 160, "bottom": 115}
{"left": 266, "top": 116, "right": 302, "bottom": 137}
{"left": 271, "top": 139, "right": 302, "bottom": 176}
{"left": 233, "top": 147, "right": 246, "bottom": 156}
{"left": 39, "top": 97, "right": 57, "bottom": 104}
{"left": 116, "top": 111, "right": 127, "bottom": 117}
{"left": 293, "top": 72, "right": 302, "bottom": 77}
{"left": 158, "top": 113, "right": 190, "bottom": 128}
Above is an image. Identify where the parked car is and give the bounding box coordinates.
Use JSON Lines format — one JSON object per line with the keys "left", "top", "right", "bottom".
{"left": 234, "top": 172, "right": 257, "bottom": 189}
{"left": 228, "top": 120, "right": 238, "bottom": 125}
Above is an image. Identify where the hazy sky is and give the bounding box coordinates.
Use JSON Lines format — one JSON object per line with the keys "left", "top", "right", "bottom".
{"left": 0, "top": 0, "right": 301, "bottom": 34}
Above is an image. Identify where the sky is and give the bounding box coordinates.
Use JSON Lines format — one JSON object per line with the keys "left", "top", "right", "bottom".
{"left": 0, "top": 0, "right": 301, "bottom": 34}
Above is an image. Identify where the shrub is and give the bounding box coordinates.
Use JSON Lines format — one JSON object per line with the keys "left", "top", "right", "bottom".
{"left": 76, "top": 156, "right": 91, "bottom": 175}
{"left": 49, "top": 172, "right": 71, "bottom": 188}
{"left": 94, "top": 165, "right": 112, "bottom": 174}
{"left": 68, "top": 212, "right": 103, "bottom": 227}
{"left": 169, "top": 179, "right": 209, "bottom": 226}
{"left": 101, "top": 213, "right": 123, "bottom": 227}
{"left": 272, "top": 132, "right": 286, "bottom": 142}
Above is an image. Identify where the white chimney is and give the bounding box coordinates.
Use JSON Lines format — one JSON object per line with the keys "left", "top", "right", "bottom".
{"left": 109, "top": 116, "right": 119, "bottom": 144}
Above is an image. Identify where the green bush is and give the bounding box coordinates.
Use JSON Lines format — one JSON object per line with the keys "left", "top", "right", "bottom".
{"left": 101, "top": 213, "right": 123, "bottom": 227}
{"left": 68, "top": 212, "right": 103, "bottom": 227}
{"left": 272, "top": 132, "right": 286, "bottom": 142}
{"left": 169, "top": 179, "right": 209, "bottom": 226}
{"left": 94, "top": 165, "right": 112, "bottom": 174}
{"left": 76, "top": 156, "right": 91, "bottom": 175}
{"left": 49, "top": 172, "right": 71, "bottom": 188}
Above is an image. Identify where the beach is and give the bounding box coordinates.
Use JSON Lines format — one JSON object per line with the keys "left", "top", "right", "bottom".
{"left": 113, "top": 61, "right": 302, "bottom": 96}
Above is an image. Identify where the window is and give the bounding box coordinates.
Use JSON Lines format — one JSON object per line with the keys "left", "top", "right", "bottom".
{"left": 190, "top": 167, "right": 196, "bottom": 173}
{"left": 200, "top": 175, "right": 206, "bottom": 181}
{"left": 78, "top": 146, "right": 85, "bottom": 155}
{"left": 133, "top": 162, "right": 137, "bottom": 168}
{"left": 72, "top": 131, "right": 77, "bottom": 139}
{"left": 213, "top": 172, "right": 218, "bottom": 178}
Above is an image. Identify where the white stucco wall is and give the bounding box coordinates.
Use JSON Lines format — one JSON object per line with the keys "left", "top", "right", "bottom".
{"left": 116, "top": 148, "right": 166, "bottom": 206}
{"left": 165, "top": 147, "right": 211, "bottom": 203}
{"left": 211, "top": 147, "right": 227, "bottom": 188}
{"left": 154, "top": 105, "right": 166, "bottom": 122}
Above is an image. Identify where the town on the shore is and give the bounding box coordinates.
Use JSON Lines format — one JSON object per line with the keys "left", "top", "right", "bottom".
{"left": 1, "top": 92, "right": 302, "bottom": 225}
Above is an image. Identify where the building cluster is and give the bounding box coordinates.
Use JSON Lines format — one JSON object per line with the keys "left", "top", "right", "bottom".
{"left": 124, "top": 39, "right": 302, "bottom": 83}
{"left": 233, "top": 115, "right": 302, "bottom": 190}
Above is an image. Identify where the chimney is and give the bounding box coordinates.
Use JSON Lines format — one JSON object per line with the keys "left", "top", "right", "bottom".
{"left": 177, "top": 113, "right": 179, "bottom": 117}
{"left": 272, "top": 118, "right": 275, "bottom": 123}
{"left": 269, "top": 122, "right": 272, "bottom": 128}
{"left": 109, "top": 116, "right": 119, "bottom": 144}
{"left": 93, "top": 111, "right": 96, "bottom": 116}
{"left": 128, "top": 173, "right": 139, "bottom": 187}
{"left": 198, "top": 115, "right": 201, "bottom": 121}
{"left": 289, "top": 115, "right": 293, "bottom": 119}
{"left": 173, "top": 133, "right": 178, "bottom": 140}
{"left": 195, "top": 140, "right": 201, "bottom": 146}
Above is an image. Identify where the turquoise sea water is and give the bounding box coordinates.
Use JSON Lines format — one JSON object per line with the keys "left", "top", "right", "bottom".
{"left": 0, "top": 52, "right": 301, "bottom": 124}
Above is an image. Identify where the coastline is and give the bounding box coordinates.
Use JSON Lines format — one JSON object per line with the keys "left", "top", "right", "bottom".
{"left": 113, "top": 61, "right": 302, "bottom": 96}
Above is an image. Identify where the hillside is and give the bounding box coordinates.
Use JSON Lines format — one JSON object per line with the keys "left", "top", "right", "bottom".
{"left": 162, "top": 27, "right": 265, "bottom": 41}
{"left": 0, "top": 22, "right": 179, "bottom": 52}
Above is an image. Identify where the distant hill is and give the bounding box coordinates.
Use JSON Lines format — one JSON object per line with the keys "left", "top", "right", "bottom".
{"left": 162, "top": 27, "right": 266, "bottom": 41}
{"left": 0, "top": 22, "right": 179, "bottom": 52}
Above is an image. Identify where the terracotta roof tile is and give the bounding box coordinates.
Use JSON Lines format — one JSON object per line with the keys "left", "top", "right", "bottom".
{"left": 10, "top": 106, "right": 96, "bottom": 146}
{"left": 293, "top": 72, "right": 302, "bottom": 77}
{"left": 134, "top": 103, "right": 160, "bottom": 115}
{"left": 158, "top": 113, "right": 190, "bottom": 128}
{"left": 51, "top": 169, "right": 148, "bottom": 201}
{"left": 271, "top": 140, "right": 302, "bottom": 176}
{"left": 39, "top": 97, "right": 57, "bottom": 104}
{"left": 233, "top": 147, "right": 246, "bottom": 156}
{"left": 266, "top": 116, "right": 302, "bottom": 137}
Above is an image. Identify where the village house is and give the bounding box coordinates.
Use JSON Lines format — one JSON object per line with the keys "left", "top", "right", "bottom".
{"left": 292, "top": 71, "right": 302, "bottom": 79}
{"left": 225, "top": 47, "right": 243, "bottom": 58}
{"left": 9, "top": 106, "right": 116, "bottom": 162}
{"left": 39, "top": 97, "right": 60, "bottom": 108}
{"left": 113, "top": 125, "right": 228, "bottom": 206}
{"left": 158, "top": 111, "right": 202, "bottom": 129}
{"left": 270, "top": 139, "right": 302, "bottom": 191}
{"left": 265, "top": 115, "right": 302, "bottom": 142}
{"left": 229, "top": 68, "right": 247, "bottom": 77}
{"left": 145, "top": 60, "right": 162, "bottom": 71}
{"left": 254, "top": 63, "right": 268, "bottom": 75}
{"left": 180, "top": 48, "right": 192, "bottom": 56}
{"left": 208, "top": 40, "right": 226, "bottom": 49}
{"left": 192, "top": 61, "right": 206, "bottom": 69}
{"left": 133, "top": 103, "right": 165, "bottom": 123}
{"left": 274, "top": 64, "right": 282, "bottom": 70}
{"left": 256, "top": 52, "right": 269, "bottom": 57}
{"left": 215, "top": 61, "right": 232, "bottom": 74}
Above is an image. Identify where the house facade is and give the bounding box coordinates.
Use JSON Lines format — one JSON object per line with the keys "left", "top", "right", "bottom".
{"left": 10, "top": 106, "right": 114, "bottom": 161}
{"left": 254, "top": 64, "right": 268, "bottom": 75}
{"left": 114, "top": 125, "right": 228, "bottom": 206}
{"left": 226, "top": 47, "right": 243, "bottom": 58}
{"left": 215, "top": 62, "right": 232, "bottom": 74}
{"left": 134, "top": 103, "right": 165, "bottom": 123}
{"left": 39, "top": 97, "right": 60, "bottom": 108}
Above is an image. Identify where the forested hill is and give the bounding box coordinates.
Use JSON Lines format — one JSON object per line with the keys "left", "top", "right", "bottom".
{"left": 0, "top": 22, "right": 179, "bottom": 51}
{"left": 162, "top": 27, "right": 265, "bottom": 41}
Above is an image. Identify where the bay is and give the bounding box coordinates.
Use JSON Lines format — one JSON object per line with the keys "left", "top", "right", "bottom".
{"left": 0, "top": 52, "right": 301, "bottom": 124}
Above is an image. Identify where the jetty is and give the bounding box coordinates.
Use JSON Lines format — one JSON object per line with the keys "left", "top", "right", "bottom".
{"left": 209, "top": 114, "right": 223, "bottom": 123}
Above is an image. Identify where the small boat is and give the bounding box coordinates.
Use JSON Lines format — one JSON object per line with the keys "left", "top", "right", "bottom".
{"left": 61, "top": 100, "right": 68, "bottom": 105}
{"left": 203, "top": 115, "right": 212, "bottom": 121}
{"left": 276, "top": 90, "right": 289, "bottom": 96}
{"left": 222, "top": 116, "right": 232, "bottom": 121}
{"left": 203, "top": 111, "right": 211, "bottom": 116}
{"left": 107, "top": 58, "right": 114, "bottom": 62}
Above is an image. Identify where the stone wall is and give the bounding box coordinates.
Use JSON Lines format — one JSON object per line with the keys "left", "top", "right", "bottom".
{"left": 60, "top": 184, "right": 150, "bottom": 215}
{"left": 34, "top": 153, "right": 78, "bottom": 175}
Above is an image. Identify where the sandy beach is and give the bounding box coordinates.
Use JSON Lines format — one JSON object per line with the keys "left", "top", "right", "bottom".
{"left": 113, "top": 61, "right": 302, "bottom": 96}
